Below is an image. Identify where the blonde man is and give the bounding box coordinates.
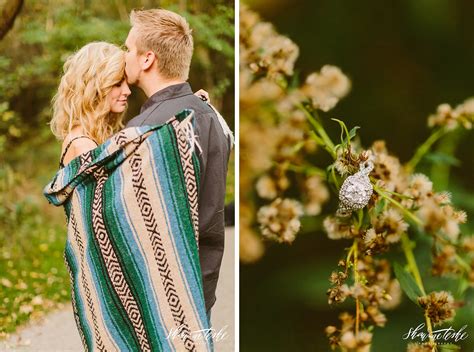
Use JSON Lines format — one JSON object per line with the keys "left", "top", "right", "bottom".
{"left": 124, "top": 9, "right": 231, "bottom": 323}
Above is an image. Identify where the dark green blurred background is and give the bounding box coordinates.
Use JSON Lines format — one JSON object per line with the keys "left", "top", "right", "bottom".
{"left": 241, "top": 1, "right": 474, "bottom": 351}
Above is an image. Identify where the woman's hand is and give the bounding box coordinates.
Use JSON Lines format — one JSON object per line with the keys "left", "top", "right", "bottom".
{"left": 194, "top": 89, "right": 210, "bottom": 103}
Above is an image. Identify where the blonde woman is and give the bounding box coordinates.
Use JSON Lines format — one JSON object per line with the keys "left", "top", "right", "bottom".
{"left": 50, "top": 42, "right": 131, "bottom": 168}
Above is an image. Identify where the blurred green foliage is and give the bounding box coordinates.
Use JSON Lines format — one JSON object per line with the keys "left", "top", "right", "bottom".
{"left": 0, "top": 0, "right": 234, "bottom": 336}
{"left": 0, "top": 162, "right": 70, "bottom": 335}
{"left": 0, "top": 0, "right": 234, "bottom": 145}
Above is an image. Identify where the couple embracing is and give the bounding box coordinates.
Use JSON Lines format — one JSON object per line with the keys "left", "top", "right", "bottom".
{"left": 44, "top": 8, "right": 232, "bottom": 352}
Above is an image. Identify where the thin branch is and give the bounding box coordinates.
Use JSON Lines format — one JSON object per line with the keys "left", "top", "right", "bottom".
{"left": 0, "top": 0, "right": 24, "bottom": 40}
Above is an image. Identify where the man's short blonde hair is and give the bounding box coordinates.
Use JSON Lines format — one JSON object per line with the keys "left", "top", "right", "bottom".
{"left": 130, "top": 8, "right": 193, "bottom": 81}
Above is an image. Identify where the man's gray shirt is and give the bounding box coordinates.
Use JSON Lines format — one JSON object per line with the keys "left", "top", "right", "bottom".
{"left": 125, "top": 83, "right": 230, "bottom": 312}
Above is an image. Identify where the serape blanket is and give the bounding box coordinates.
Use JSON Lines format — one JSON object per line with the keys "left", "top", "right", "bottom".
{"left": 44, "top": 109, "right": 213, "bottom": 352}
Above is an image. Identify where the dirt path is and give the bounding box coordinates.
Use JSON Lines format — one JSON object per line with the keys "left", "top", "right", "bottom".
{"left": 1, "top": 227, "right": 235, "bottom": 351}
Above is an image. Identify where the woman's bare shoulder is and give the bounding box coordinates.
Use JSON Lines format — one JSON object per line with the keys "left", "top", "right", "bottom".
{"left": 61, "top": 127, "right": 79, "bottom": 146}
{"left": 61, "top": 129, "right": 97, "bottom": 166}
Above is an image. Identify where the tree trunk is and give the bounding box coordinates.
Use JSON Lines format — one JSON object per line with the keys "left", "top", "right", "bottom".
{"left": 0, "top": 0, "right": 23, "bottom": 41}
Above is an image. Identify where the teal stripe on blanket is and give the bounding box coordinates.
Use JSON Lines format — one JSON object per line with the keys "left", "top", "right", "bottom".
{"left": 104, "top": 164, "right": 170, "bottom": 352}
{"left": 64, "top": 243, "right": 94, "bottom": 351}
{"left": 44, "top": 110, "right": 212, "bottom": 352}
{"left": 148, "top": 135, "right": 208, "bottom": 332}
{"left": 151, "top": 130, "right": 208, "bottom": 325}
{"left": 77, "top": 183, "right": 142, "bottom": 351}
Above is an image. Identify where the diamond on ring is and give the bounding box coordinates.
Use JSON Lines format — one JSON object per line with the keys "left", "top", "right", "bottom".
{"left": 336, "top": 160, "right": 374, "bottom": 217}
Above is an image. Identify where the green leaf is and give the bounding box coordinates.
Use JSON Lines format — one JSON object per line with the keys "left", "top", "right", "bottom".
{"left": 393, "top": 262, "right": 423, "bottom": 306}
{"left": 373, "top": 198, "right": 386, "bottom": 216}
{"left": 342, "top": 126, "right": 360, "bottom": 146}
{"left": 348, "top": 126, "right": 360, "bottom": 139}
{"left": 457, "top": 277, "right": 470, "bottom": 297}
{"left": 439, "top": 344, "right": 461, "bottom": 351}
{"left": 425, "top": 152, "right": 461, "bottom": 166}
{"left": 325, "top": 164, "right": 342, "bottom": 191}
{"left": 331, "top": 118, "right": 350, "bottom": 146}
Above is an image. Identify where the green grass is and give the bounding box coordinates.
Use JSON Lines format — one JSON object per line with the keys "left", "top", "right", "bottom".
{"left": 0, "top": 151, "right": 71, "bottom": 338}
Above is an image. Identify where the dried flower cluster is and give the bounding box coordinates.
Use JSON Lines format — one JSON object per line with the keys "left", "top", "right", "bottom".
{"left": 334, "top": 148, "right": 370, "bottom": 177}
{"left": 417, "top": 291, "right": 456, "bottom": 326}
{"left": 239, "top": 5, "right": 472, "bottom": 351}
{"left": 240, "top": 6, "right": 298, "bottom": 80}
{"left": 301, "top": 65, "right": 351, "bottom": 112}
{"left": 240, "top": 5, "right": 350, "bottom": 258}
{"left": 322, "top": 134, "right": 470, "bottom": 350}
{"left": 326, "top": 313, "right": 373, "bottom": 352}
{"left": 326, "top": 252, "right": 402, "bottom": 351}
{"left": 427, "top": 99, "right": 474, "bottom": 130}
{"left": 406, "top": 343, "right": 435, "bottom": 352}
{"left": 257, "top": 198, "right": 303, "bottom": 243}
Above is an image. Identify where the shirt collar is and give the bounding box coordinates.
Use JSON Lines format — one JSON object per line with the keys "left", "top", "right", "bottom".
{"left": 141, "top": 82, "right": 193, "bottom": 113}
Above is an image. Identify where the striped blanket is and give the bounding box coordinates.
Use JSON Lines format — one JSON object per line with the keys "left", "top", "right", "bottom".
{"left": 44, "top": 110, "right": 213, "bottom": 352}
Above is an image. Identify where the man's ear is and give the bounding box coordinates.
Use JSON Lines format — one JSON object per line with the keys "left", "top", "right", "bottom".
{"left": 141, "top": 51, "right": 156, "bottom": 71}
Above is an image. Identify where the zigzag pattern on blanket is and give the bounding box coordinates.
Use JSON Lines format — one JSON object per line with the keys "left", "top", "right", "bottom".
{"left": 115, "top": 130, "right": 197, "bottom": 351}
{"left": 70, "top": 212, "right": 105, "bottom": 352}
{"left": 64, "top": 210, "right": 90, "bottom": 351}
{"left": 172, "top": 118, "right": 200, "bottom": 246}
{"left": 91, "top": 165, "right": 152, "bottom": 352}
{"left": 44, "top": 111, "right": 212, "bottom": 352}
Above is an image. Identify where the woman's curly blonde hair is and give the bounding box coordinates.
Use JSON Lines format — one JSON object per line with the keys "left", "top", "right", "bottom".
{"left": 50, "top": 42, "right": 126, "bottom": 144}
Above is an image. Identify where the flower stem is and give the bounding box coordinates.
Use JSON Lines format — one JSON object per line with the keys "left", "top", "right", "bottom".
{"left": 424, "top": 311, "right": 437, "bottom": 352}
{"left": 372, "top": 186, "right": 434, "bottom": 346}
{"left": 356, "top": 298, "right": 360, "bottom": 336}
{"left": 373, "top": 185, "right": 422, "bottom": 226}
{"left": 401, "top": 233, "right": 436, "bottom": 350}
{"left": 454, "top": 254, "right": 471, "bottom": 272}
{"left": 285, "top": 163, "right": 326, "bottom": 178}
{"left": 371, "top": 184, "right": 413, "bottom": 200}
{"left": 353, "top": 239, "right": 360, "bottom": 336}
{"left": 309, "top": 131, "right": 337, "bottom": 158}
{"left": 406, "top": 128, "right": 447, "bottom": 173}
{"left": 297, "top": 103, "right": 336, "bottom": 158}
{"left": 430, "top": 132, "right": 461, "bottom": 190}
{"left": 346, "top": 242, "right": 356, "bottom": 266}
{"left": 329, "top": 165, "right": 340, "bottom": 189}
{"left": 400, "top": 234, "right": 425, "bottom": 294}
{"left": 353, "top": 240, "right": 359, "bottom": 283}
